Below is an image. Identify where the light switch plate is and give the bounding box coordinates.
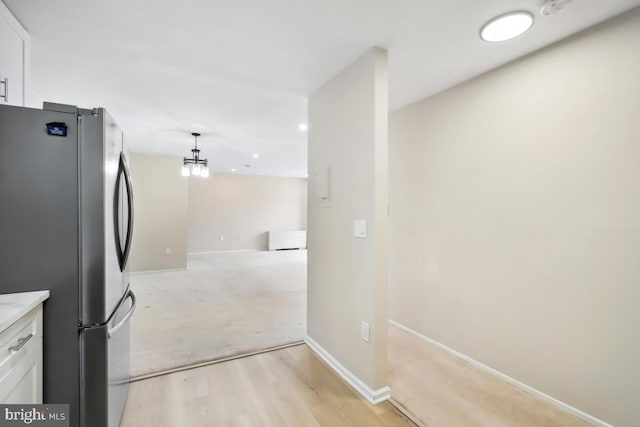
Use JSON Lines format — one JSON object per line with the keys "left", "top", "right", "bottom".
{"left": 354, "top": 220, "right": 367, "bottom": 238}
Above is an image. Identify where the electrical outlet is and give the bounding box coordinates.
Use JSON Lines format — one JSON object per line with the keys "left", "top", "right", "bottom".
{"left": 219, "top": 235, "right": 224, "bottom": 241}
{"left": 361, "top": 321, "right": 370, "bottom": 343}
{"left": 165, "top": 248, "right": 172, "bottom": 256}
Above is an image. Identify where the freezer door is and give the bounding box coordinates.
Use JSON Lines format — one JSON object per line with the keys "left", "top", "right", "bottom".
{"left": 80, "top": 287, "right": 135, "bottom": 427}
{"left": 107, "top": 288, "right": 134, "bottom": 427}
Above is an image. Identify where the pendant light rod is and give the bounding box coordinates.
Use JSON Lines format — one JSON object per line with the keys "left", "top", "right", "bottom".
{"left": 192, "top": 132, "right": 200, "bottom": 149}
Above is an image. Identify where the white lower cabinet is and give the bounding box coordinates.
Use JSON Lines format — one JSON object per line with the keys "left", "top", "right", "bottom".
{"left": 0, "top": 306, "right": 44, "bottom": 404}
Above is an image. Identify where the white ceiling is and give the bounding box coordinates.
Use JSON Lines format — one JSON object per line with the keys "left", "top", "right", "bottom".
{"left": 6, "top": 0, "right": 640, "bottom": 177}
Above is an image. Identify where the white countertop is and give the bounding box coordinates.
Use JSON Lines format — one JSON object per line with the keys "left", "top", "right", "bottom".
{"left": 0, "top": 291, "right": 50, "bottom": 334}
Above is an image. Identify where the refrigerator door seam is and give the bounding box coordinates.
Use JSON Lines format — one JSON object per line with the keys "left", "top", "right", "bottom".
{"left": 77, "top": 112, "right": 83, "bottom": 326}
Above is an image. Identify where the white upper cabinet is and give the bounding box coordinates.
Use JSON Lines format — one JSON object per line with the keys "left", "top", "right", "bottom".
{"left": 0, "top": 1, "right": 30, "bottom": 107}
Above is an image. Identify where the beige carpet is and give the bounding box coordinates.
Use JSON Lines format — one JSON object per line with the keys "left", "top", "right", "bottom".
{"left": 388, "top": 324, "right": 590, "bottom": 427}
{"left": 129, "top": 250, "right": 306, "bottom": 378}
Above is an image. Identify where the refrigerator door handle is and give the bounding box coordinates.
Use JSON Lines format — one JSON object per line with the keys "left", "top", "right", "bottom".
{"left": 114, "top": 152, "right": 134, "bottom": 271}
{"left": 107, "top": 289, "right": 136, "bottom": 339}
{"left": 114, "top": 154, "right": 124, "bottom": 270}
{"left": 121, "top": 152, "right": 134, "bottom": 271}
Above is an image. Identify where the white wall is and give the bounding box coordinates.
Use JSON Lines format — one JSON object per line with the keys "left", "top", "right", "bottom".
{"left": 129, "top": 155, "right": 307, "bottom": 266}
{"left": 307, "top": 48, "right": 389, "bottom": 393}
{"left": 129, "top": 153, "right": 189, "bottom": 272}
{"left": 389, "top": 9, "right": 640, "bottom": 426}
{"left": 188, "top": 173, "right": 307, "bottom": 252}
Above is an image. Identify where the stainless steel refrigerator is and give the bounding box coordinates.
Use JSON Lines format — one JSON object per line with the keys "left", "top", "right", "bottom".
{"left": 0, "top": 102, "right": 136, "bottom": 427}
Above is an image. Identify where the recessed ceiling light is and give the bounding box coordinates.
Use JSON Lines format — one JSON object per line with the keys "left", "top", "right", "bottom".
{"left": 298, "top": 123, "right": 308, "bottom": 132}
{"left": 480, "top": 11, "right": 534, "bottom": 43}
{"left": 252, "top": 153, "right": 259, "bottom": 158}
{"left": 231, "top": 168, "right": 236, "bottom": 172}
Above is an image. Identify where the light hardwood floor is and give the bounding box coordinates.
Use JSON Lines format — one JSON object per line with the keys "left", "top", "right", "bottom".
{"left": 388, "top": 324, "right": 590, "bottom": 427}
{"left": 121, "top": 343, "right": 413, "bottom": 427}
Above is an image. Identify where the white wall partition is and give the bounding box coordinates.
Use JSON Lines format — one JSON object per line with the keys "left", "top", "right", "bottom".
{"left": 307, "top": 47, "right": 390, "bottom": 401}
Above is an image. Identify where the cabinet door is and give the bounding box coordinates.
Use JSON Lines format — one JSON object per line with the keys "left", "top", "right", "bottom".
{"left": 0, "top": 341, "right": 43, "bottom": 404}
{"left": 0, "top": 13, "right": 25, "bottom": 107}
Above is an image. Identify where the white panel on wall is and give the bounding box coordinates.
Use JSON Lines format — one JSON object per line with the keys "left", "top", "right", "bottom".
{"left": 312, "top": 167, "right": 330, "bottom": 207}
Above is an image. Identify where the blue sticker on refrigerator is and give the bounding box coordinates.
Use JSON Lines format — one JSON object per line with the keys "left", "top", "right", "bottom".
{"left": 46, "top": 122, "right": 68, "bottom": 137}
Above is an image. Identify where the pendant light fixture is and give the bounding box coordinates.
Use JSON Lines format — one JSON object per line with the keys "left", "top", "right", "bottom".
{"left": 182, "top": 132, "right": 210, "bottom": 178}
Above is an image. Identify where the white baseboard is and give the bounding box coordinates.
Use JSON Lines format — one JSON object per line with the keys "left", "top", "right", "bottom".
{"left": 188, "top": 249, "right": 264, "bottom": 255}
{"left": 130, "top": 268, "right": 187, "bottom": 276}
{"left": 304, "top": 335, "right": 390, "bottom": 405}
{"left": 388, "top": 320, "right": 612, "bottom": 427}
